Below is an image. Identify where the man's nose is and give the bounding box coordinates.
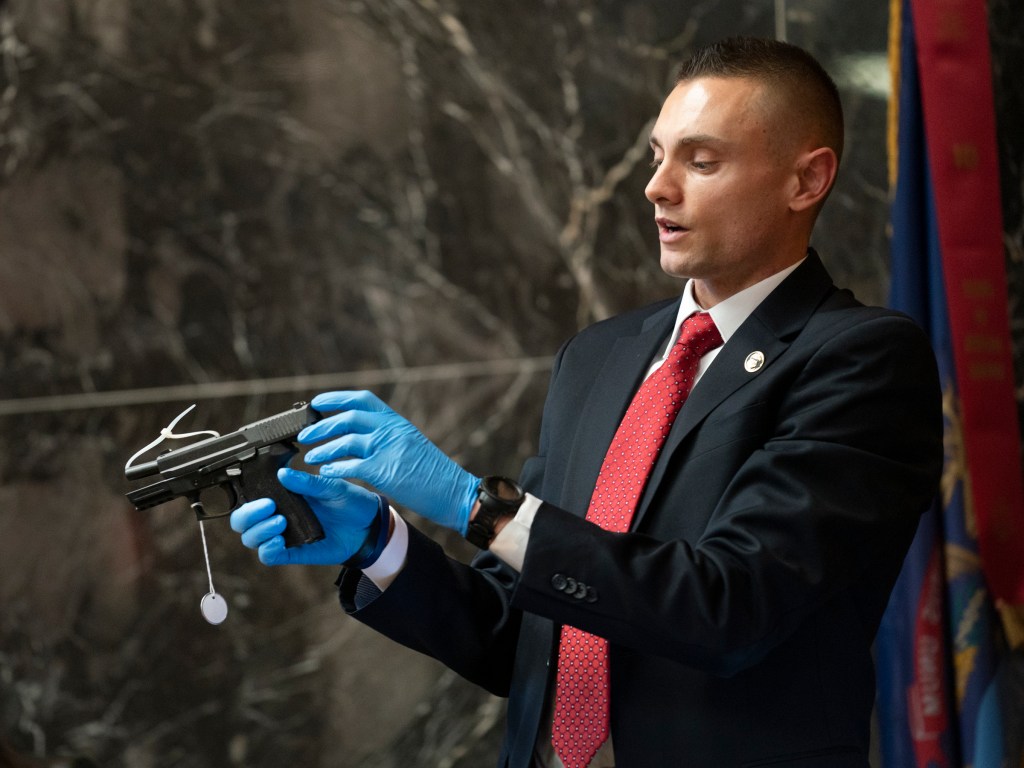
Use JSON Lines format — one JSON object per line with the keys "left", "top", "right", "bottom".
{"left": 645, "top": 165, "right": 680, "bottom": 205}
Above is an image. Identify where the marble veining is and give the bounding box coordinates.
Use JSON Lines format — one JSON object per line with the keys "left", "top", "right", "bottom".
{"left": 0, "top": 0, "right": 1020, "bottom": 765}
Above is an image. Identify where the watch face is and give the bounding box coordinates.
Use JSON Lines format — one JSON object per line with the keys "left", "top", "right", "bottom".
{"left": 484, "top": 475, "right": 523, "bottom": 502}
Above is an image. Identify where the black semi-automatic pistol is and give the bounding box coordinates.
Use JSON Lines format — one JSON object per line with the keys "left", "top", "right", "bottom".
{"left": 125, "top": 402, "right": 325, "bottom": 547}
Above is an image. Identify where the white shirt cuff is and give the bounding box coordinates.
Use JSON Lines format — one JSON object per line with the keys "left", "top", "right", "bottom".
{"left": 488, "top": 493, "right": 542, "bottom": 572}
{"left": 361, "top": 508, "right": 408, "bottom": 591}
{"left": 360, "top": 493, "right": 541, "bottom": 590}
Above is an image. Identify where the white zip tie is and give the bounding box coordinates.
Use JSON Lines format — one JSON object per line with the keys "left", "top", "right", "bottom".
{"left": 124, "top": 404, "right": 221, "bottom": 472}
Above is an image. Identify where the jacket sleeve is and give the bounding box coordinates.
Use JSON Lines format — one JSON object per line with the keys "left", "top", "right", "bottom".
{"left": 337, "top": 524, "right": 524, "bottom": 696}
{"left": 510, "top": 314, "right": 944, "bottom": 676}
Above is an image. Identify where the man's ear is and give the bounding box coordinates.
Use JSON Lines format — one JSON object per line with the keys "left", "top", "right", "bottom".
{"left": 790, "top": 147, "right": 838, "bottom": 212}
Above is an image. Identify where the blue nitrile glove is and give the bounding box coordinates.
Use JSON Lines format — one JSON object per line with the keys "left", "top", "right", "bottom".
{"left": 230, "top": 467, "right": 379, "bottom": 566}
{"left": 299, "top": 390, "right": 480, "bottom": 536}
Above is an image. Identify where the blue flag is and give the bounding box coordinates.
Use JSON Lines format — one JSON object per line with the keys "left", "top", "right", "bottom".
{"left": 877, "top": 1, "right": 1022, "bottom": 766}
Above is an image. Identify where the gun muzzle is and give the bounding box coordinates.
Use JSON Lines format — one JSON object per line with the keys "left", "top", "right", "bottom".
{"left": 125, "top": 459, "right": 160, "bottom": 481}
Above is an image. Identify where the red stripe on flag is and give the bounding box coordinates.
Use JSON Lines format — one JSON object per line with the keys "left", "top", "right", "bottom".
{"left": 909, "top": 0, "right": 1024, "bottom": 604}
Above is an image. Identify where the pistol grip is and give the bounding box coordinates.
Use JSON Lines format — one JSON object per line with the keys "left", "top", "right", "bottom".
{"left": 238, "top": 444, "right": 326, "bottom": 548}
{"left": 272, "top": 485, "right": 326, "bottom": 548}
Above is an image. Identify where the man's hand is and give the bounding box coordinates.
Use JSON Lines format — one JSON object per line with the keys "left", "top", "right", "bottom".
{"left": 299, "top": 390, "right": 480, "bottom": 535}
{"left": 230, "top": 467, "right": 379, "bottom": 566}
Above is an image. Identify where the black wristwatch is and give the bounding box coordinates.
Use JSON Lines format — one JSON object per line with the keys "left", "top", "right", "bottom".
{"left": 466, "top": 476, "right": 525, "bottom": 549}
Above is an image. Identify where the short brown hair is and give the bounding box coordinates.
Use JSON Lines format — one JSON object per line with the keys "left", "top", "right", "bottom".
{"left": 677, "top": 37, "right": 844, "bottom": 163}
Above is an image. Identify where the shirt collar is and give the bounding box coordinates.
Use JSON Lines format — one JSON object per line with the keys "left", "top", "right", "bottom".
{"left": 667, "top": 256, "right": 806, "bottom": 350}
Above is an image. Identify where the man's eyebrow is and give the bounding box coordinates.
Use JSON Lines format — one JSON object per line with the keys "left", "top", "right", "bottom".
{"left": 648, "top": 134, "right": 728, "bottom": 150}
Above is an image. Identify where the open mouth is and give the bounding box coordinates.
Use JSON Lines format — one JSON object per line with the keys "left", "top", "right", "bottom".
{"left": 657, "top": 217, "right": 687, "bottom": 234}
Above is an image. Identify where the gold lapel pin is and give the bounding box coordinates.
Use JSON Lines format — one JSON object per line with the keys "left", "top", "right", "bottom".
{"left": 744, "top": 351, "right": 765, "bottom": 373}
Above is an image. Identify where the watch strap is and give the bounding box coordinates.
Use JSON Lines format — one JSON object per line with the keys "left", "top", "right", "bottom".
{"left": 466, "top": 476, "right": 524, "bottom": 549}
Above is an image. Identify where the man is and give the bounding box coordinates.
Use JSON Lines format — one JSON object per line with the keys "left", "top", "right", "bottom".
{"left": 233, "top": 37, "right": 942, "bottom": 767}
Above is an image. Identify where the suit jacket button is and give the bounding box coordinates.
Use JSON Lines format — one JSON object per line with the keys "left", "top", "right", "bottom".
{"left": 572, "top": 582, "right": 588, "bottom": 600}
{"left": 585, "top": 586, "right": 598, "bottom": 603}
{"left": 551, "top": 573, "right": 568, "bottom": 591}
{"left": 564, "top": 577, "right": 578, "bottom": 595}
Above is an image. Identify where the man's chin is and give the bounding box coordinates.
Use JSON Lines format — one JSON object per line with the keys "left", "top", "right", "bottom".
{"left": 659, "top": 250, "right": 699, "bottom": 280}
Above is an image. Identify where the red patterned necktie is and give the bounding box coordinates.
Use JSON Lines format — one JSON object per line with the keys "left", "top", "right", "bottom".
{"left": 550, "top": 311, "right": 723, "bottom": 768}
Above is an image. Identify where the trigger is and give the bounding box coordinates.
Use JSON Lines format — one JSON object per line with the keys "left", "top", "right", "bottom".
{"left": 224, "top": 467, "right": 243, "bottom": 510}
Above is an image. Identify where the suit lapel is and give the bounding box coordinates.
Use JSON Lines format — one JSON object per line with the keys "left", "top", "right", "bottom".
{"left": 632, "top": 252, "right": 837, "bottom": 529}
{"left": 559, "top": 301, "right": 679, "bottom": 513}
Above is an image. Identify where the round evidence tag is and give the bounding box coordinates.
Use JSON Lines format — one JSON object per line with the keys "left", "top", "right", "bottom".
{"left": 200, "top": 591, "right": 229, "bottom": 625}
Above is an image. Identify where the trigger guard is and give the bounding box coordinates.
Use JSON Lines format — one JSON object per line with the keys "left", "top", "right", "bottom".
{"left": 191, "top": 481, "right": 239, "bottom": 521}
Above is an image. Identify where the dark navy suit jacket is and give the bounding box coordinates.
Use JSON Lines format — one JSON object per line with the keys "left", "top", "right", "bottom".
{"left": 339, "top": 253, "right": 943, "bottom": 767}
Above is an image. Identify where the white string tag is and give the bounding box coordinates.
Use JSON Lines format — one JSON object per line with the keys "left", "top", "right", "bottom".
{"left": 198, "top": 516, "right": 229, "bottom": 625}
{"left": 124, "top": 404, "right": 221, "bottom": 472}
{"left": 125, "top": 404, "right": 230, "bottom": 626}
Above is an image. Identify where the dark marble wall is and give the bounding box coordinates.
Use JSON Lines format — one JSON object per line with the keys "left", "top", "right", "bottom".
{"left": 0, "top": 1, "right": 1019, "bottom": 766}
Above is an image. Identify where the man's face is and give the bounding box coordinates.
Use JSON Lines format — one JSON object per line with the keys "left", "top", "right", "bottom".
{"left": 645, "top": 77, "right": 801, "bottom": 306}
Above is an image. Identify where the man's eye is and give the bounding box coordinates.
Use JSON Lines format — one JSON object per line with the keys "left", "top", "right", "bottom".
{"left": 691, "top": 161, "right": 716, "bottom": 171}
{"left": 649, "top": 159, "right": 662, "bottom": 169}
